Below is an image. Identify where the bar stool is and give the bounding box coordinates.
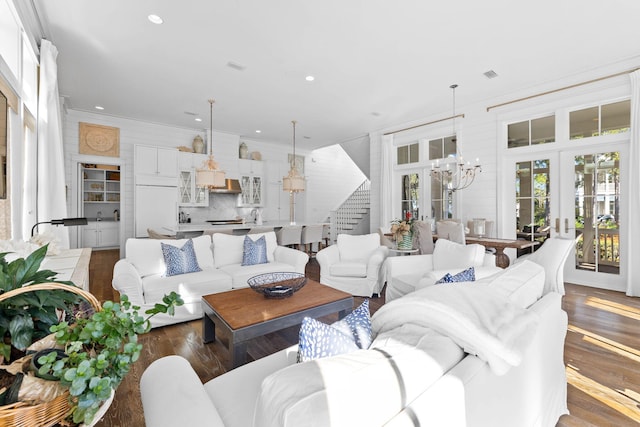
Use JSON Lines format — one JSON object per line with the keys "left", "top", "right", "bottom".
{"left": 300, "top": 224, "right": 324, "bottom": 257}
{"left": 322, "top": 224, "right": 331, "bottom": 248}
{"left": 276, "top": 225, "right": 303, "bottom": 250}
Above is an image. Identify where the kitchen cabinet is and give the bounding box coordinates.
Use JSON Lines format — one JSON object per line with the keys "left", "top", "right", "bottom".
{"left": 135, "top": 145, "right": 178, "bottom": 186}
{"left": 238, "top": 159, "right": 263, "bottom": 207}
{"left": 82, "top": 221, "right": 119, "bottom": 249}
{"left": 178, "top": 152, "right": 209, "bottom": 206}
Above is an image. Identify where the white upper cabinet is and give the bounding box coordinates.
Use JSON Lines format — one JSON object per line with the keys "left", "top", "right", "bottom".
{"left": 135, "top": 145, "right": 178, "bottom": 186}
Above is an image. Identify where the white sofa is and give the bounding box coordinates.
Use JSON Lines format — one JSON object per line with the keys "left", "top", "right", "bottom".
{"left": 140, "top": 260, "right": 568, "bottom": 427}
{"left": 316, "top": 233, "right": 389, "bottom": 297}
{"left": 112, "top": 232, "right": 309, "bottom": 327}
{"left": 385, "top": 238, "right": 503, "bottom": 302}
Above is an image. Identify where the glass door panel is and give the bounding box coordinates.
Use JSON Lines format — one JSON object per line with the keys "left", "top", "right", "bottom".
{"left": 515, "top": 159, "right": 551, "bottom": 255}
{"left": 572, "top": 152, "right": 620, "bottom": 274}
{"left": 400, "top": 173, "right": 419, "bottom": 221}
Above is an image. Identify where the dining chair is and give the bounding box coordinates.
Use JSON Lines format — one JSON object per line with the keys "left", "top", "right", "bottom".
{"left": 322, "top": 224, "right": 331, "bottom": 248}
{"left": 412, "top": 220, "right": 434, "bottom": 254}
{"left": 276, "top": 225, "right": 303, "bottom": 250}
{"left": 436, "top": 220, "right": 466, "bottom": 244}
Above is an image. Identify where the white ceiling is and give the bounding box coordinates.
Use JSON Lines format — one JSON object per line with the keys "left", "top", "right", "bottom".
{"left": 33, "top": 0, "right": 640, "bottom": 150}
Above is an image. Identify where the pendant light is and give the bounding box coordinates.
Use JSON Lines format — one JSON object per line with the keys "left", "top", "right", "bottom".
{"left": 282, "top": 120, "right": 305, "bottom": 192}
{"left": 196, "top": 99, "right": 226, "bottom": 189}
{"left": 283, "top": 120, "right": 305, "bottom": 224}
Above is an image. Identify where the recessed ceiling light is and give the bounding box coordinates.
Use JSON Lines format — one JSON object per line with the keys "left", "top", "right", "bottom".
{"left": 195, "top": 118, "right": 202, "bottom": 122}
{"left": 255, "top": 130, "right": 262, "bottom": 133}
{"left": 94, "top": 105, "right": 104, "bottom": 110}
{"left": 148, "top": 14, "right": 163, "bottom": 24}
{"left": 371, "top": 112, "right": 381, "bottom": 117}
{"left": 305, "top": 76, "right": 315, "bottom": 82}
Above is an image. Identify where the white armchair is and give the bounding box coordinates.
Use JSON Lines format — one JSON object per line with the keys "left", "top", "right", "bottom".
{"left": 385, "top": 238, "right": 502, "bottom": 302}
{"left": 316, "top": 233, "right": 389, "bottom": 297}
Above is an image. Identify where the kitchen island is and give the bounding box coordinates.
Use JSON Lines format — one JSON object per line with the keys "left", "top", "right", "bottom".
{"left": 162, "top": 221, "right": 327, "bottom": 239}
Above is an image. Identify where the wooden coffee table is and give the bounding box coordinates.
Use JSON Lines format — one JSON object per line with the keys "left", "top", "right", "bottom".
{"left": 202, "top": 279, "right": 353, "bottom": 369}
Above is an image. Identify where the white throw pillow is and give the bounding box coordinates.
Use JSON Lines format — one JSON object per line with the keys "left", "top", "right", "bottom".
{"left": 212, "top": 232, "right": 277, "bottom": 268}
{"left": 432, "top": 238, "right": 484, "bottom": 271}
{"left": 337, "top": 234, "right": 379, "bottom": 263}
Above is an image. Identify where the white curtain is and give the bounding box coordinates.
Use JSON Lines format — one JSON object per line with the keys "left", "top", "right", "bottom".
{"left": 20, "top": 124, "right": 37, "bottom": 240}
{"left": 36, "top": 40, "right": 69, "bottom": 248}
{"left": 380, "top": 133, "right": 394, "bottom": 228}
{"left": 627, "top": 70, "right": 640, "bottom": 296}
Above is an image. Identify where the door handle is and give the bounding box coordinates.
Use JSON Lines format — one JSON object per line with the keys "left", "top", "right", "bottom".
{"left": 565, "top": 218, "right": 569, "bottom": 234}
{"left": 555, "top": 218, "right": 560, "bottom": 233}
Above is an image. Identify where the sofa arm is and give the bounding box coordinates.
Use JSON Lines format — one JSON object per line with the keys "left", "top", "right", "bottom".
{"left": 141, "top": 355, "right": 225, "bottom": 427}
{"left": 274, "top": 246, "right": 309, "bottom": 274}
{"left": 112, "top": 259, "right": 145, "bottom": 305}
{"left": 316, "top": 245, "right": 340, "bottom": 270}
{"left": 367, "top": 246, "right": 389, "bottom": 279}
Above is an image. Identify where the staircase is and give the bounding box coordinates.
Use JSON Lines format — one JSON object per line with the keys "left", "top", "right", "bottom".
{"left": 328, "top": 180, "right": 370, "bottom": 243}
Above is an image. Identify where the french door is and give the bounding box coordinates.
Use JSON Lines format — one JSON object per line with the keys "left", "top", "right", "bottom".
{"left": 505, "top": 141, "right": 627, "bottom": 291}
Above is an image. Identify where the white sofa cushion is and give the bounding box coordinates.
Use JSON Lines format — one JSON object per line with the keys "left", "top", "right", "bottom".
{"left": 219, "top": 261, "right": 297, "bottom": 288}
{"left": 432, "top": 238, "right": 485, "bottom": 271}
{"left": 212, "top": 232, "right": 278, "bottom": 268}
{"left": 485, "top": 260, "right": 545, "bottom": 308}
{"left": 127, "top": 236, "right": 213, "bottom": 277}
{"left": 337, "top": 233, "right": 379, "bottom": 263}
{"left": 142, "top": 270, "right": 231, "bottom": 304}
{"left": 330, "top": 262, "right": 367, "bottom": 278}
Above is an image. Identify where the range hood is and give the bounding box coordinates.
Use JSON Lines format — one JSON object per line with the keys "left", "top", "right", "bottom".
{"left": 209, "top": 179, "right": 242, "bottom": 194}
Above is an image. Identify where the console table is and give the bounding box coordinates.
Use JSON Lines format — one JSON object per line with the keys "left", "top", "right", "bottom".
{"left": 464, "top": 237, "right": 538, "bottom": 268}
{"left": 40, "top": 248, "right": 92, "bottom": 290}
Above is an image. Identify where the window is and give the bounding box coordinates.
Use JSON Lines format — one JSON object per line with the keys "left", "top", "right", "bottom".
{"left": 428, "top": 135, "right": 456, "bottom": 160}
{"left": 570, "top": 100, "right": 630, "bottom": 140}
{"left": 397, "top": 142, "right": 419, "bottom": 165}
{"left": 515, "top": 159, "right": 550, "bottom": 247}
{"left": 508, "top": 115, "right": 555, "bottom": 148}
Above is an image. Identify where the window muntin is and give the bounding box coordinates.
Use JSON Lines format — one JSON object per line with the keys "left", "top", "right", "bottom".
{"left": 570, "top": 100, "right": 630, "bottom": 140}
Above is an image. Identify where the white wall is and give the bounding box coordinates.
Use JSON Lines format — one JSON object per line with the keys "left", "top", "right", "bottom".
{"left": 370, "top": 57, "right": 640, "bottom": 236}
{"left": 306, "top": 144, "right": 367, "bottom": 223}
{"left": 62, "top": 111, "right": 364, "bottom": 248}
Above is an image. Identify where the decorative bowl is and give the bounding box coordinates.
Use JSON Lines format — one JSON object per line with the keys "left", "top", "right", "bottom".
{"left": 247, "top": 272, "right": 307, "bottom": 299}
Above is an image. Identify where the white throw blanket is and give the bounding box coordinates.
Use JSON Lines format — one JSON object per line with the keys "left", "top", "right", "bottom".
{"left": 371, "top": 283, "right": 540, "bottom": 375}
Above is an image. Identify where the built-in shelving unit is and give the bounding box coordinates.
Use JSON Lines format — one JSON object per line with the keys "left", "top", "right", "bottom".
{"left": 81, "top": 164, "right": 121, "bottom": 248}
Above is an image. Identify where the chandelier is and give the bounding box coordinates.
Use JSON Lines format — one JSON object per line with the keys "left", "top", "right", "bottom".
{"left": 196, "top": 99, "right": 226, "bottom": 189}
{"left": 430, "top": 84, "right": 481, "bottom": 192}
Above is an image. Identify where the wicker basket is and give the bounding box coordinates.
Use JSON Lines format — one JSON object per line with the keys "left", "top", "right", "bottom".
{"left": 0, "top": 282, "right": 101, "bottom": 427}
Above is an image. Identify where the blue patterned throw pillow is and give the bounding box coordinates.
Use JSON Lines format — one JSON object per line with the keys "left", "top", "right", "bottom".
{"left": 161, "top": 239, "right": 202, "bottom": 277}
{"left": 435, "top": 266, "right": 476, "bottom": 284}
{"left": 331, "top": 299, "right": 372, "bottom": 349}
{"left": 242, "top": 235, "right": 269, "bottom": 266}
{"left": 297, "top": 300, "right": 372, "bottom": 363}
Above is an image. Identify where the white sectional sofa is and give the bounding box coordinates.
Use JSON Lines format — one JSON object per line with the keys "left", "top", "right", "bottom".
{"left": 112, "top": 232, "right": 309, "bottom": 327}
{"left": 385, "top": 238, "right": 503, "bottom": 302}
{"left": 140, "top": 260, "right": 568, "bottom": 427}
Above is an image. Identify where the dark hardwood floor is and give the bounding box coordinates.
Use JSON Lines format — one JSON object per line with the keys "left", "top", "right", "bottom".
{"left": 89, "top": 249, "right": 640, "bottom": 427}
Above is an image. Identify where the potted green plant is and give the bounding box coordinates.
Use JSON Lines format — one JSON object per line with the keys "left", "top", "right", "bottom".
{"left": 0, "top": 245, "right": 184, "bottom": 426}
{"left": 0, "top": 244, "right": 81, "bottom": 362}
{"left": 39, "top": 292, "right": 183, "bottom": 425}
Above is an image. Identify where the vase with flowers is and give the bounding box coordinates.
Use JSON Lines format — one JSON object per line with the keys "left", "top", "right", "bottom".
{"left": 390, "top": 212, "right": 415, "bottom": 250}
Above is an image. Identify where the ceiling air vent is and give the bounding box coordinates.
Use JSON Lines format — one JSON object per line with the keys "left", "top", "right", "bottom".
{"left": 227, "top": 61, "right": 246, "bottom": 71}
{"left": 483, "top": 70, "right": 498, "bottom": 79}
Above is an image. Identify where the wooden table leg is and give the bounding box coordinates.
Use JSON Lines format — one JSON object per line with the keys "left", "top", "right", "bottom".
{"left": 494, "top": 248, "right": 510, "bottom": 269}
